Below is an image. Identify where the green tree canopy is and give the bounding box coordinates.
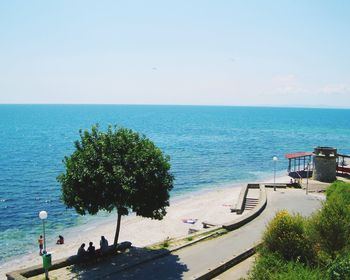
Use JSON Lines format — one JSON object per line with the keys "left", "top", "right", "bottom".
{"left": 57, "top": 125, "right": 174, "bottom": 245}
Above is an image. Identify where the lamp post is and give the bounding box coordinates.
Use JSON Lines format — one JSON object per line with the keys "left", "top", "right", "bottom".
{"left": 306, "top": 161, "right": 310, "bottom": 195}
{"left": 39, "top": 211, "right": 49, "bottom": 280}
{"left": 273, "top": 156, "right": 278, "bottom": 191}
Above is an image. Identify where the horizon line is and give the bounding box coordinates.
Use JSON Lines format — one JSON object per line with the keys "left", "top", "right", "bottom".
{"left": 0, "top": 103, "right": 350, "bottom": 110}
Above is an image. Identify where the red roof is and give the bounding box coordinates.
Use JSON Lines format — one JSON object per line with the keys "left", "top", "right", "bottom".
{"left": 285, "top": 152, "right": 313, "bottom": 159}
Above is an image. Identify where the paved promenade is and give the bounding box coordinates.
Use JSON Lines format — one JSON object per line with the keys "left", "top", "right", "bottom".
{"left": 30, "top": 189, "right": 324, "bottom": 280}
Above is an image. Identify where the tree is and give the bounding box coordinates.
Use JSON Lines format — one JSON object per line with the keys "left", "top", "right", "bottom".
{"left": 57, "top": 125, "right": 174, "bottom": 246}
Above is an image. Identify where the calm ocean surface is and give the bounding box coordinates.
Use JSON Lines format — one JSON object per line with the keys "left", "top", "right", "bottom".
{"left": 1, "top": 105, "right": 350, "bottom": 262}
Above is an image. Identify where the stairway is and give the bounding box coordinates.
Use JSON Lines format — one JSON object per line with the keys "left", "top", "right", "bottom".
{"left": 243, "top": 188, "right": 260, "bottom": 212}
{"left": 244, "top": 197, "right": 259, "bottom": 211}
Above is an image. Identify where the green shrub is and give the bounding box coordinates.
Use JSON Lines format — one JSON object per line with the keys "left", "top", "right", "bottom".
{"left": 311, "top": 195, "right": 350, "bottom": 257}
{"left": 326, "top": 181, "right": 350, "bottom": 203}
{"left": 262, "top": 210, "right": 315, "bottom": 263}
{"left": 250, "top": 181, "right": 350, "bottom": 279}
{"left": 248, "top": 251, "right": 289, "bottom": 280}
{"left": 328, "top": 253, "right": 350, "bottom": 280}
{"left": 248, "top": 251, "right": 325, "bottom": 280}
{"left": 161, "top": 237, "right": 170, "bottom": 248}
{"left": 272, "top": 262, "right": 325, "bottom": 280}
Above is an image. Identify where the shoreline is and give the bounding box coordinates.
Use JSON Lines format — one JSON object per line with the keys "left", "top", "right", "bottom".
{"left": 1, "top": 173, "right": 289, "bottom": 278}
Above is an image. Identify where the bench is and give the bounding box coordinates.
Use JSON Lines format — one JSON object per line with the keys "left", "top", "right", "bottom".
{"left": 202, "top": 221, "right": 217, "bottom": 228}
{"left": 116, "top": 241, "right": 132, "bottom": 252}
{"left": 264, "top": 183, "right": 287, "bottom": 189}
{"left": 188, "top": 228, "right": 199, "bottom": 234}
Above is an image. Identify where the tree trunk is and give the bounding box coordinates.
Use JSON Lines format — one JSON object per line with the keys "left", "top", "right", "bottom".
{"left": 114, "top": 211, "right": 122, "bottom": 246}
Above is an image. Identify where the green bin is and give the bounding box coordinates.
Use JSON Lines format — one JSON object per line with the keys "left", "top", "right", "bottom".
{"left": 42, "top": 253, "right": 52, "bottom": 269}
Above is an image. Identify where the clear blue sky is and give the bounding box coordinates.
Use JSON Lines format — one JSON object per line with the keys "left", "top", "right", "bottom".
{"left": 1, "top": 0, "right": 349, "bottom": 107}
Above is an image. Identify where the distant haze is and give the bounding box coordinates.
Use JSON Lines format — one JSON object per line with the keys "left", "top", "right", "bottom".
{"left": 0, "top": 1, "right": 349, "bottom": 108}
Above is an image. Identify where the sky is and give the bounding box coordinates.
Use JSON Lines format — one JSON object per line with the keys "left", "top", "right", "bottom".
{"left": 0, "top": 0, "right": 349, "bottom": 107}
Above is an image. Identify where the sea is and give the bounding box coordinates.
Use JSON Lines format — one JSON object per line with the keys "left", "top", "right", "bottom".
{"left": 1, "top": 105, "right": 350, "bottom": 263}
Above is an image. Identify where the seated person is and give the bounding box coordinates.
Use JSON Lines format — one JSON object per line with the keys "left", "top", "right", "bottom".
{"left": 56, "top": 235, "right": 64, "bottom": 245}
{"left": 77, "top": 243, "right": 87, "bottom": 259}
{"left": 87, "top": 242, "right": 96, "bottom": 259}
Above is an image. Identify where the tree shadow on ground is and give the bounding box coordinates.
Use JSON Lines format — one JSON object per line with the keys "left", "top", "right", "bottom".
{"left": 68, "top": 246, "right": 189, "bottom": 280}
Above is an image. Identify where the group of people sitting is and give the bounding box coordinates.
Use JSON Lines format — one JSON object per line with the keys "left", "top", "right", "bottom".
{"left": 77, "top": 236, "right": 109, "bottom": 260}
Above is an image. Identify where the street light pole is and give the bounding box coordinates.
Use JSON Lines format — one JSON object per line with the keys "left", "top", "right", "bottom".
{"left": 39, "top": 211, "right": 49, "bottom": 280}
{"left": 273, "top": 156, "right": 278, "bottom": 191}
{"left": 306, "top": 161, "right": 310, "bottom": 195}
{"left": 42, "top": 218, "right": 46, "bottom": 252}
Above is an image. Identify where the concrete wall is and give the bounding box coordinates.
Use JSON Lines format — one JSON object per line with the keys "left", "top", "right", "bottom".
{"left": 312, "top": 147, "right": 337, "bottom": 182}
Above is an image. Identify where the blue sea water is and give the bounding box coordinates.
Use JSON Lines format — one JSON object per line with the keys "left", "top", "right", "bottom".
{"left": 0, "top": 105, "right": 350, "bottom": 263}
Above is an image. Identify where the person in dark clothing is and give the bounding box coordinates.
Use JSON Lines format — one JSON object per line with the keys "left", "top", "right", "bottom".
{"left": 77, "top": 243, "right": 87, "bottom": 260}
{"left": 56, "top": 235, "right": 64, "bottom": 245}
{"left": 100, "top": 236, "right": 109, "bottom": 255}
{"left": 87, "top": 242, "right": 96, "bottom": 259}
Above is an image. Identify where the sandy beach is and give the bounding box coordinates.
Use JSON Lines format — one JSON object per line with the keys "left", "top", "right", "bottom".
{"left": 1, "top": 174, "right": 290, "bottom": 279}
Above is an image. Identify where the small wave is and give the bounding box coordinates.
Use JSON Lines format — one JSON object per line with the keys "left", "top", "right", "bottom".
{"left": 197, "top": 179, "right": 214, "bottom": 184}
{"left": 0, "top": 197, "right": 14, "bottom": 203}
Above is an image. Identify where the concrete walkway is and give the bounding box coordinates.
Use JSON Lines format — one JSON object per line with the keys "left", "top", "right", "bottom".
{"left": 30, "top": 189, "right": 324, "bottom": 280}
{"left": 213, "top": 255, "right": 256, "bottom": 280}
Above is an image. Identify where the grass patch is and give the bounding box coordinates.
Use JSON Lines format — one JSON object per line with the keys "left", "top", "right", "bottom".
{"left": 161, "top": 238, "right": 170, "bottom": 248}
{"left": 146, "top": 228, "right": 228, "bottom": 250}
